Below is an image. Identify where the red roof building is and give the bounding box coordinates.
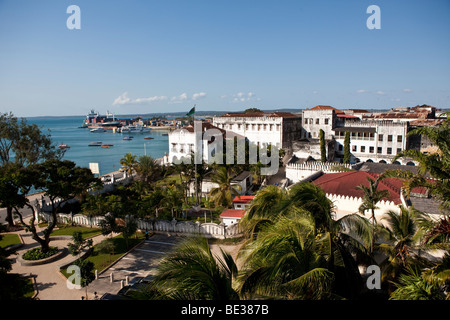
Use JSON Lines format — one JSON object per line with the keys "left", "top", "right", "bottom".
{"left": 311, "top": 171, "right": 427, "bottom": 205}
{"left": 220, "top": 209, "right": 246, "bottom": 226}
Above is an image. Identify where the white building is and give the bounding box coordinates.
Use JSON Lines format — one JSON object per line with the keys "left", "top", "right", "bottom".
{"left": 168, "top": 122, "right": 225, "bottom": 164}
{"left": 212, "top": 111, "right": 302, "bottom": 149}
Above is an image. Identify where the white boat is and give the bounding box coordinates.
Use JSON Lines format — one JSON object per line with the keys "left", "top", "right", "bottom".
{"left": 120, "top": 124, "right": 151, "bottom": 133}
{"left": 90, "top": 128, "right": 106, "bottom": 133}
{"left": 88, "top": 141, "right": 102, "bottom": 146}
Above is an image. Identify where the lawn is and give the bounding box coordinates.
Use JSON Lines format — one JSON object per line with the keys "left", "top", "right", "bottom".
{"left": 62, "top": 232, "right": 145, "bottom": 279}
{"left": 0, "top": 233, "right": 21, "bottom": 248}
{"left": 50, "top": 225, "right": 102, "bottom": 239}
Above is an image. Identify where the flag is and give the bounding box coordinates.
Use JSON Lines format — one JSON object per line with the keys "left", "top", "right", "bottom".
{"left": 186, "top": 106, "right": 195, "bottom": 116}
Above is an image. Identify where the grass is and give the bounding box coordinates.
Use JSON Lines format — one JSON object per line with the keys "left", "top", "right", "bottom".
{"left": 0, "top": 233, "right": 21, "bottom": 248}
{"left": 61, "top": 232, "right": 145, "bottom": 279}
{"left": 50, "top": 225, "right": 102, "bottom": 239}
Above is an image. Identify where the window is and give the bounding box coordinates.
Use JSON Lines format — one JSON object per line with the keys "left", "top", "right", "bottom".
{"left": 263, "top": 124, "right": 267, "bottom": 130}
{"left": 305, "top": 118, "right": 308, "bottom": 125}
{"left": 397, "top": 135, "right": 403, "bottom": 143}
{"left": 237, "top": 124, "right": 241, "bottom": 130}
{"left": 377, "top": 147, "right": 382, "bottom": 154}
{"left": 325, "top": 119, "right": 329, "bottom": 125}
{"left": 257, "top": 124, "right": 261, "bottom": 131}
{"left": 397, "top": 148, "right": 402, "bottom": 154}
{"left": 316, "top": 119, "right": 320, "bottom": 125}
{"left": 245, "top": 124, "right": 249, "bottom": 130}
{"left": 361, "top": 146, "right": 365, "bottom": 153}
{"left": 388, "top": 135, "right": 393, "bottom": 142}
{"left": 378, "top": 134, "right": 383, "bottom": 142}
{"left": 352, "top": 145, "right": 357, "bottom": 152}
{"left": 369, "top": 146, "right": 374, "bottom": 153}
{"left": 387, "top": 147, "right": 392, "bottom": 154}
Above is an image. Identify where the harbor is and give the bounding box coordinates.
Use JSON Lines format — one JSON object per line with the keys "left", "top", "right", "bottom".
{"left": 27, "top": 115, "right": 171, "bottom": 176}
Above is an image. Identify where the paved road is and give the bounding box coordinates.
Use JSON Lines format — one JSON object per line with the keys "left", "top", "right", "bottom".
{"left": 86, "top": 234, "right": 179, "bottom": 298}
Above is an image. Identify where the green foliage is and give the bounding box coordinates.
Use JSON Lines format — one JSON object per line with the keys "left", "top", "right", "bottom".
{"left": 343, "top": 131, "right": 351, "bottom": 164}
{"left": 319, "top": 129, "right": 326, "bottom": 163}
{"left": 73, "top": 258, "right": 95, "bottom": 287}
{"left": 22, "top": 247, "right": 58, "bottom": 261}
{"left": 68, "top": 231, "right": 93, "bottom": 256}
{"left": 153, "top": 237, "right": 239, "bottom": 300}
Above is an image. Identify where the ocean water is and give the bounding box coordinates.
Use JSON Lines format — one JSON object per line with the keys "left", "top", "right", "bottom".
{"left": 27, "top": 116, "right": 169, "bottom": 176}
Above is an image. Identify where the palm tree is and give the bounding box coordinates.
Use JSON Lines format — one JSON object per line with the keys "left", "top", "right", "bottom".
{"left": 376, "top": 207, "right": 430, "bottom": 292}
{"left": 120, "top": 153, "right": 138, "bottom": 177}
{"left": 152, "top": 237, "right": 239, "bottom": 300}
{"left": 392, "top": 113, "right": 450, "bottom": 209}
{"left": 389, "top": 265, "right": 447, "bottom": 300}
{"left": 239, "top": 182, "right": 373, "bottom": 299}
{"left": 136, "top": 155, "right": 161, "bottom": 185}
{"left": 209, "top": 166, "right": 241, "bottom": 208}
{"left": 356, "top": 176, "right": 390, "bottom": 253}
{"left": 240, "top": 185, "right": 287, "bottom": 237}
{"left": 237, "top": 214, "right": 336, "bottom": 299}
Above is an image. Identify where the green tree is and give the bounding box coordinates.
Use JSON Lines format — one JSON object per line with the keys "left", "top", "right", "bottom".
{"left": 136, "top": 155, "right": 161, "bottom": 185}
{"left": 209, "top": 166, "right": 241, "bottom": 208}
{"left": 389, "top": 265, "right": 448, "bottom": 300}
{"left": 320, "top": 129, "right": 327, "bottom": 163}
{"left": 0, "top": 112, "right": 62, "bottom": 226}
{"left": 376, "top": 207, "right": 430, "bottom": 292}
{"left": 120, "top": 153, "right": 138, "bottom": 177}
{"left": 343, "top": 131, "right": 351, "bottom": 164}
{"left": 153, "top": 237, "right": 239, "bottom": 300}
{"left": 356, "top": 176, "right": 390, "bottom": 254}
{"left": 237, "top": 214, "right": 335, "bottom": 299}
{"left": 29, "top": 160, "right": 100, "bottom": 253}
{"left": 392, "top": 113, "right": 450, "bottom": 209}
{"left": 68, "top": 231, "right": 93, "bottom": 256}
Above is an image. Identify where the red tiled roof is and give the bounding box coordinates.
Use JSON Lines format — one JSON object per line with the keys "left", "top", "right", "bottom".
{"left": 220, "top": 209, "right": 246, "bottom": 218}
{"left": 219, "top": 112, "right": 298, "bottom": 118}
{"left": 337, "top": 114, "right": 359, "bottom": 119}
{"left": 311, "top": 171, "right": 427, "bottom": 205}
{"left": 232, "top": 195, "right": 255, "bottom": 204}
{"left": 310, "top": 105, "right": 344, "bottom": 114}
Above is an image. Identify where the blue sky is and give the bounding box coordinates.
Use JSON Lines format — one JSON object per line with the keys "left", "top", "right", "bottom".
{"left": 0, "top": 0, "right": 449, "bottom": 117}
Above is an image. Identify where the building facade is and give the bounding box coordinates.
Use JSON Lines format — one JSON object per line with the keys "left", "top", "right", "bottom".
{"left": 212, "top": 111, "right": 302, "bottom": 149}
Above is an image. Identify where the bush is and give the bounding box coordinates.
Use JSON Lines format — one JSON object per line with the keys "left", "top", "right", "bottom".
{"left": 22, "top": 247, "right": 58, "bottom": 261}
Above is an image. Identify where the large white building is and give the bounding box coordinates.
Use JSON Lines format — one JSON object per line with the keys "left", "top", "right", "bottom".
{"left": 168, "top": 122, "right": 226, "bottom": 164}
{"left": 212, "top": 111, "right": 302, "bottom": 149}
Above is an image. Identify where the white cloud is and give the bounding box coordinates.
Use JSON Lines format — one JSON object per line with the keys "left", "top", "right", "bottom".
{"left": 112, "top": 92, "right": 131, "bottom": 105}
{"left": 403, "top": 88, "right": 412, "bottom": 93}
{"left": 376, "top": 90, "right": 386, "bottom": 95}
{"left": 356, "top": 89, "right": 368, "bottom": 93}
{"left": 112, "top": 92, "right": 168, "bottom": 106}
{"left": 170, "top": 93, "right": 188, "bottom": 104}
{"left": 229, "top": 92, "right": 260, "bottom": 103}
{"left": 192, "top": 92, "right": 207, "bottom": 100}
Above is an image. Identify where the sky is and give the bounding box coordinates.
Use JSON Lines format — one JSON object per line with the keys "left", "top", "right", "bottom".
{"left": 0, "top": 0, "right": 449, "bottom": 117}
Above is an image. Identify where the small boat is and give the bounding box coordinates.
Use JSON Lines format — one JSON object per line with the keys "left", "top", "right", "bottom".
{"left": 90, "top": 128, "right": 106, "bottom": 133}
{"left": 101, "top": 144, "right": 114, "bottom": 148}
{"left": 144, "top": 136, "right": 154, "bottom": 140}
{"left": 123, "top": 136, "right": 134, "bottom": 141}
{"left": 88, "top": 141, "right": 102, "bottom": 146}
{"left": 59, "top": 144, "right": 70, "bottom": 149}
{"left": 161, "top": 133, "right": 168, "bottom": 136}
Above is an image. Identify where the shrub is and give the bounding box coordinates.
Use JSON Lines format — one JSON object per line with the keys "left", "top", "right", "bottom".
{"left": 22, "top": 247, "right": 58, "bottom": 260}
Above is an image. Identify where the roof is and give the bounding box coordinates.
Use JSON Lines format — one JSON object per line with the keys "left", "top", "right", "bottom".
{"left": 354, "top": 162, "right": 432, "bottom": 178}
{"left": 409, "top": 119, "right": 444, "bottom": 126}
{"left": 232, "top": 195, "right": 255, "bottom": 204}
{"left": 309, "top": 105, "right": 344, "bottom": 114}
{"left": 311, "top": 171, "right": 427, "bottom": 205}
{"left": 232, "top": 171, "right": 252, "bottom": 182}
{"left": 337, "top": 114, "right": 360, "bottom": 119}
{"left": 219, "top": 112, "right": 299, "bottom": 118}
{"left": 181, "top": 122, "right": 226, "bottom": 133}
{"left": 220, "top": 209, "right": 246, "bottom": 218}
{"left": 333, "top": 127, "right": 376, "bottom": 133}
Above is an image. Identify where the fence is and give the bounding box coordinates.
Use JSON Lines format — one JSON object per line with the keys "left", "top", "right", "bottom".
{"left": 39, "top": 212, "right": 243, "bottom": 240}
